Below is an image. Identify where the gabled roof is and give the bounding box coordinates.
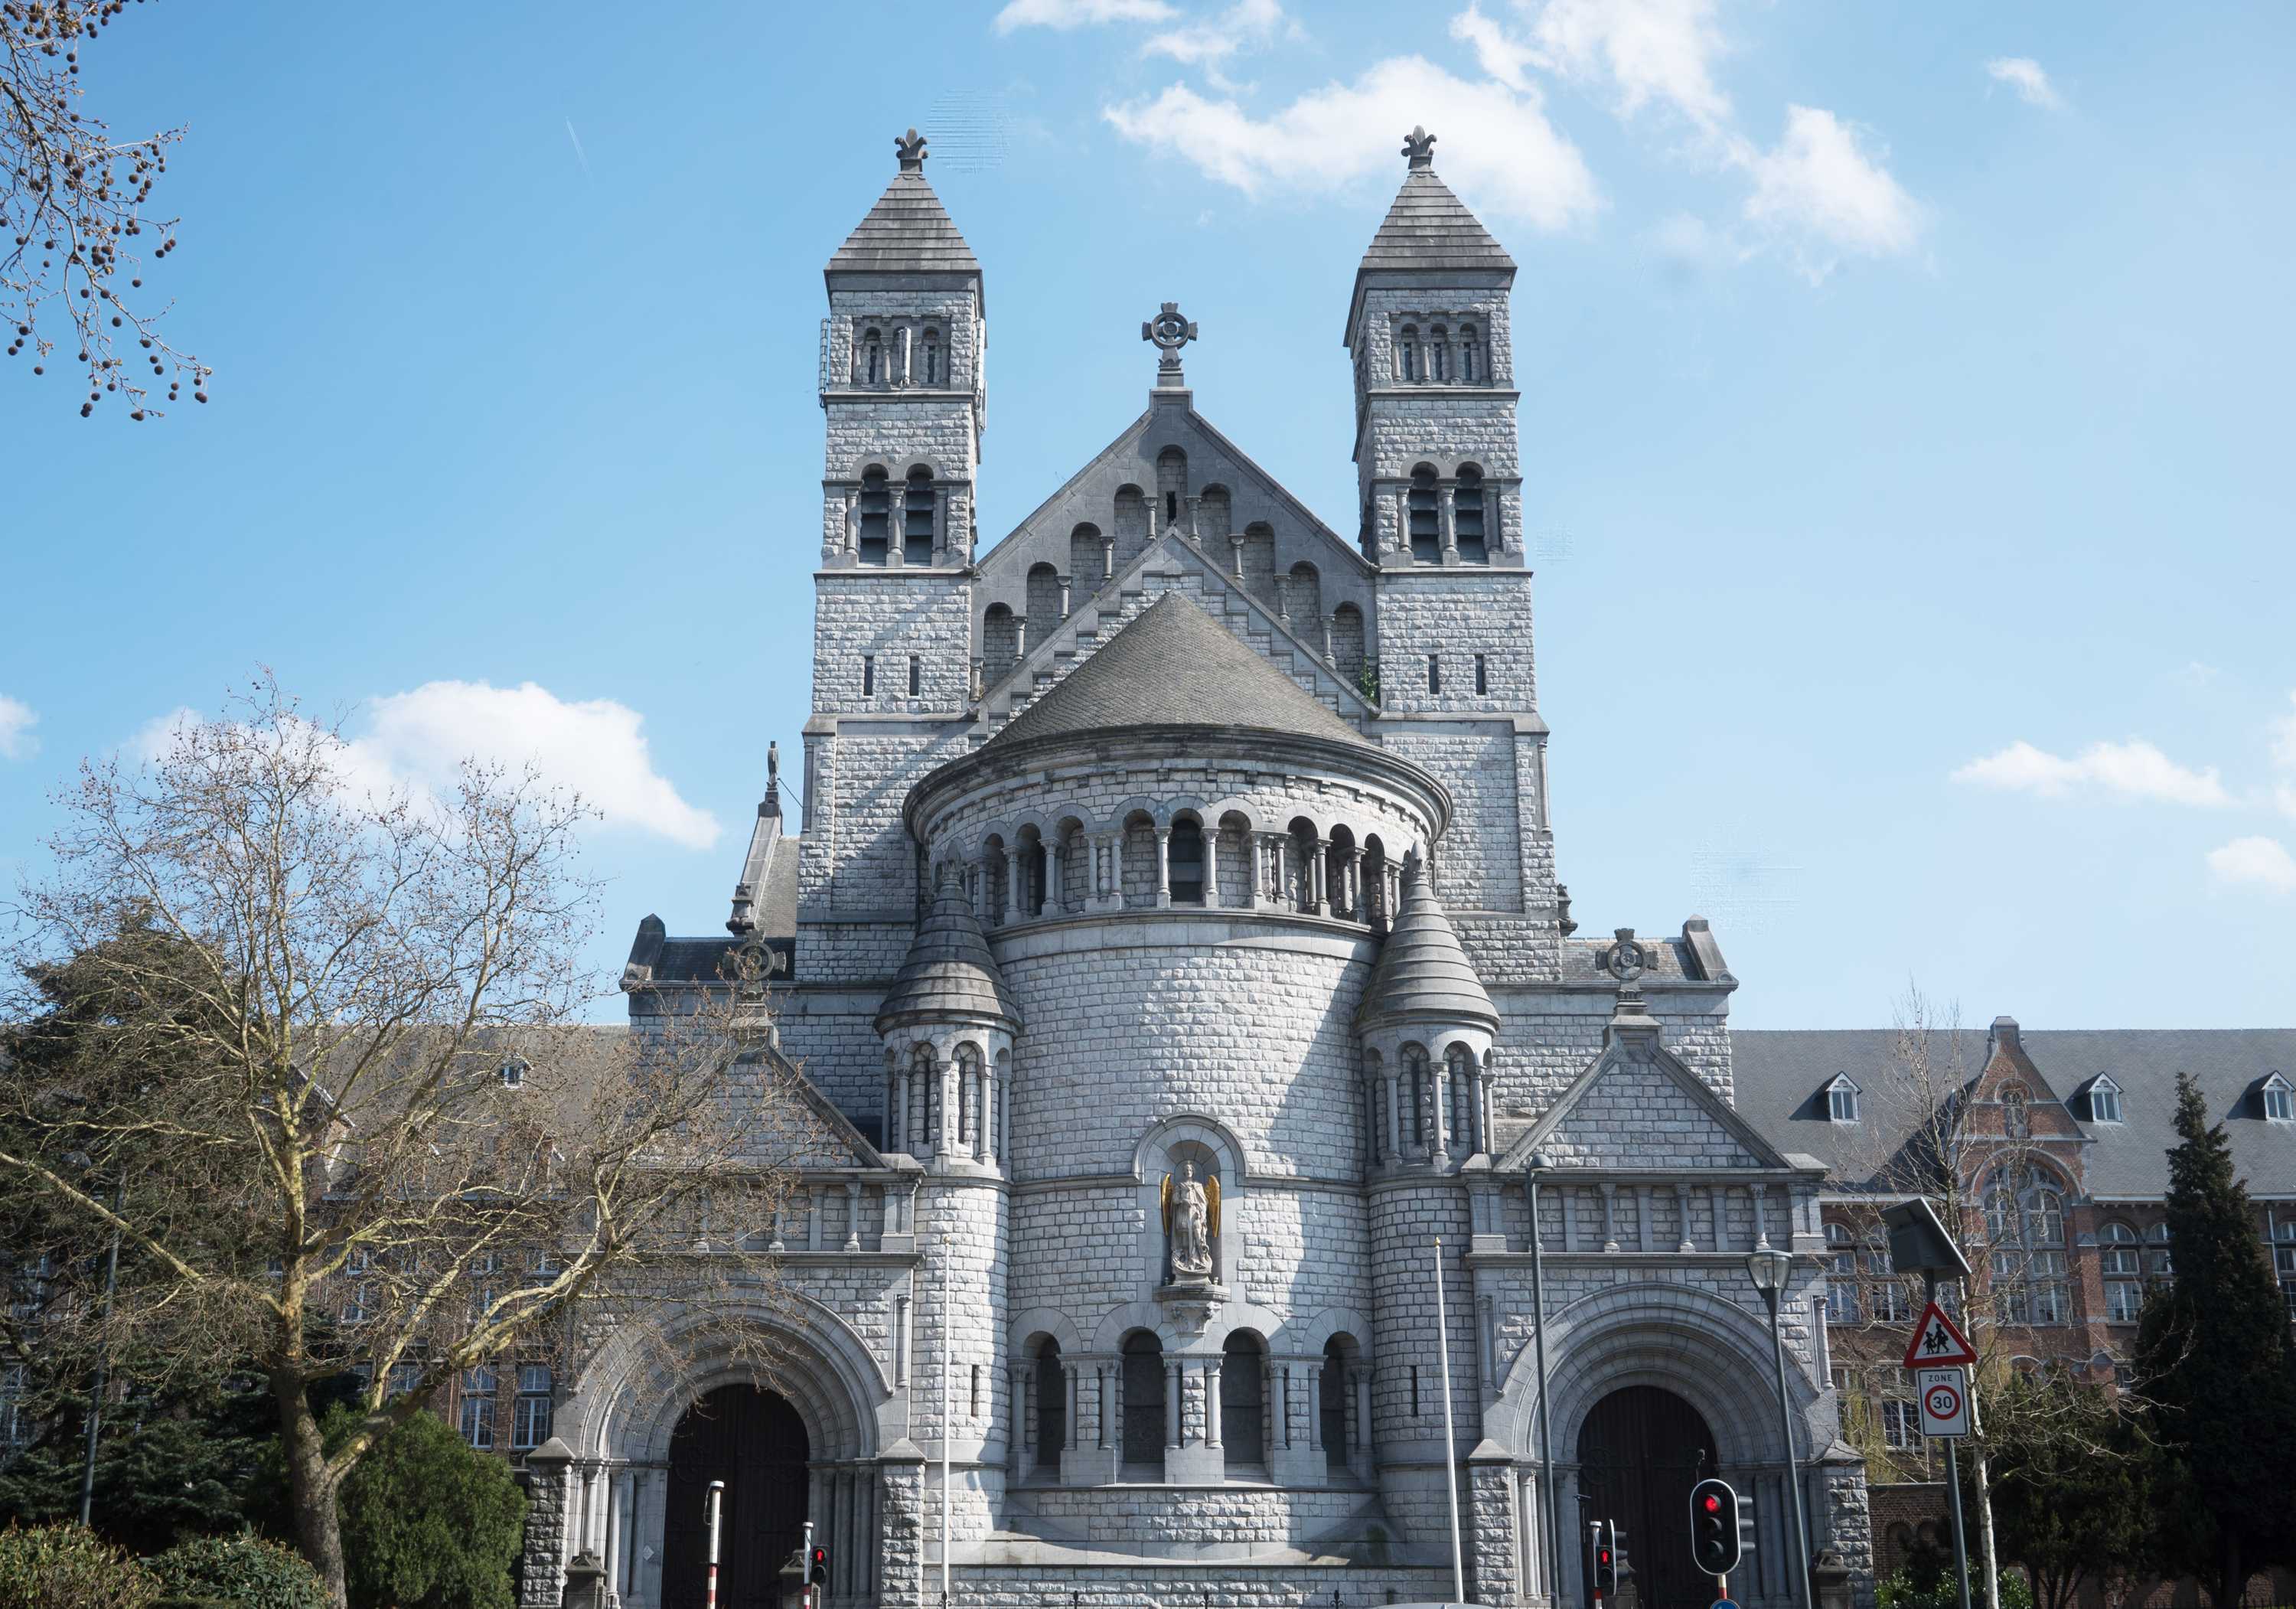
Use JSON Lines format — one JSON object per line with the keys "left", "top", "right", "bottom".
{"left": 981, "top": 593, "right": 1371, "bottom": 753}
{"left": 1358, "top": 851, "right": 1496, "bottom": 1030}
{"left": 826, "top": 168, "right": 980, "bottom": 279}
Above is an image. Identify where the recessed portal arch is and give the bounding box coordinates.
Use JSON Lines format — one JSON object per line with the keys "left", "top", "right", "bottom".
{"left": 662, "top": 1385, "right": 809, "bottom": 1609}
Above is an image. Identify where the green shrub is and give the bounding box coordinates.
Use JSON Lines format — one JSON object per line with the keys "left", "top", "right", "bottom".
{"left": 0, "top": 1522, "right": 162, "bottom": 1609}
{"left": 151, "top": 1533, "right": 326, "bottom": 1609}
{"left": 338, "top": 1409, "right": 527, "bottom": 1609}
{"left": 1877, "top": 1558, "right": 2034, "bottom": 1609}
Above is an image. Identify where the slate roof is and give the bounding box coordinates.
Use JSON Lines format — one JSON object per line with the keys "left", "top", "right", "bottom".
{"left": 1730, "top": 1027, "right": 2296, "bottom": 1199}
{"left": 875, "top": 884, "right": 1021, "bottom": 1032}
{"left": 826, "top": 170, "right": 980, "bottom": 277}
{"left": 1358, "top": 853, "right": 1498, "bottom": 1030}
{"left": 982, "top": 594, "right": 1370, "bottom": 753}
{"left": 1357, "top": 167, "right": 1517, "bottom": 277}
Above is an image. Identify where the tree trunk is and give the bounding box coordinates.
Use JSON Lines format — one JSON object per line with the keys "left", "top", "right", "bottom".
{"left": 1973, "top": 1449, "right": 2001, "bottom": 1609}
{"left": 275, "top": 1367, "right": 350, "bottom": 1609}
{"left": 2216, "top": 1533, "right": 2244, "bottom": 1609}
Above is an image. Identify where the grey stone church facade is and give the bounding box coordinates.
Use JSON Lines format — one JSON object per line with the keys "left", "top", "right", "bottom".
{"left": 536, "top": 129, "right": 1873, "bottom": 1609}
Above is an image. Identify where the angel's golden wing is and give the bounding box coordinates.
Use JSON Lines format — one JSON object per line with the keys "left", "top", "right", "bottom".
{"left": 1159, "top": 1171, "right": 1173, "bottom": 1233}
{"left": 1206, "top": 1174, "right": 1221, "bottom": 1240}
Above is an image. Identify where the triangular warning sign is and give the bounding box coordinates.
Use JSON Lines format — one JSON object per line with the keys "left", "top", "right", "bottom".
{"left": 1903, "top": 1300, "right": 1978, "bottom": 1369}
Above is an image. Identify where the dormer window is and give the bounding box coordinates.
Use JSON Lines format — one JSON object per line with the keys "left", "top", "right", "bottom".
{"left": 2264, "top": 1072, "right": 2294, "bottom": 1124}
{"left": 498, "top": 1058, "right": 527, "bottom": 1090}
{"left": 1825, "top": 1073, "right": 1861, "bottom": 1124}
{"left": 2085, "top": 1075, "right": 2123, "bottom": 1124}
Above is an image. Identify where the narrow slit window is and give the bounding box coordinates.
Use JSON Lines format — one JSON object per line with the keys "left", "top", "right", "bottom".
{"left": 1427, "top": 654, "right": 1441, "bottom": 694}
{"left": 1473, "top": 654, "right": 1487, "bottom": 695}
{"left": 862, "top": 655, "right": 876, "bottom": 697}
{"left": 970, "top": 1363, "right": 982, "bottom": 1418}
{"left": 908, "top": 655, "right": 921, "bottom": 697}
{"left": 1411, "top": 1365, "right": 1420, "bottom": 1416}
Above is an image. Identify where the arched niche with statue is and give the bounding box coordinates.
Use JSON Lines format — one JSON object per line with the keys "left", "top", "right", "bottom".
{"left": 1133, "top": 1118, "right": 1242, "bottom": 1333}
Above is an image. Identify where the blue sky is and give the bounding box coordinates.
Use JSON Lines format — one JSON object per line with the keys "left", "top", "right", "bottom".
{"left": 2, "top": 1, "right": 2292, "bottom": 1030}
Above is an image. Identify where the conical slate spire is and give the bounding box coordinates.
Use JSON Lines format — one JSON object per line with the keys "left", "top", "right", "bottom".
{"left": 1357, "top": 850, "right": 1498, "bottom": 1030}
{"left": 1355, "top": 128, "right": 1515, "bottom": 279}
{"left": 827, "top": 129, "right": 981, "bottom": 278}
{"left": 875, "top": 880, "right": 1021, "bottom": 1033}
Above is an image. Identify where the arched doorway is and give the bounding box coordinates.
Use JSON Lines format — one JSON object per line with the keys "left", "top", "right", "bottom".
{"left": 1576, "top": 1385, "right": 1719, "bottom": 1609}
{"left": 661, "top": 1385, "right": 809, "bottom": 1609}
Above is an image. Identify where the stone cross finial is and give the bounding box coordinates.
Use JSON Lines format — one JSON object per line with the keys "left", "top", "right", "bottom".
{"left": 895, "top": 128, "right": 928, "bottom": 172}
{"left": 1141, "top": 301, "right": 1199, "bottom": 386}
{"left": 1403, "top": 126, "right": 1437, "bottom": 169}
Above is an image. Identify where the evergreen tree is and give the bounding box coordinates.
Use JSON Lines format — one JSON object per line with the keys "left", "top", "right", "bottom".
{"left": 2132, "top": 1072, "right": 2296, "bottom": 1607}
{"left": 333, "top": 1408, "right": 526, "bottom": 1609}
{"left": 1986, "top": 1373, "right": 2154, "bottom": 1609}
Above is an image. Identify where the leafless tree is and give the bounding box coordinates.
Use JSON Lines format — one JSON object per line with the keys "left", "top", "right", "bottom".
{"left": 3, "top": 0, "right": 208, "bottom": 417}
{"left": 2, "top": 675, "right": 805, "bottom": 1609}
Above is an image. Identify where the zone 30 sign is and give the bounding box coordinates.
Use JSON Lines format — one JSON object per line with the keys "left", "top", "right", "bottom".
{"left": 1917, "top": 1366, "right": 1971, "bottom": 1438}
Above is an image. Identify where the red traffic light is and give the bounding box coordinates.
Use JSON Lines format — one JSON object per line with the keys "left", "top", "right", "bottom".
{"left": 1701, "top": 1494, "right": 1720, "bottom": 1513}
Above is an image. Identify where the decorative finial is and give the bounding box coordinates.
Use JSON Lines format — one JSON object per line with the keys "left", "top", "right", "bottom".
{"left": 895, "top": 128, "right": 928, "bottom": 173}
{"left": 1605, "top": 926, "right": 1648, "bottom": 987}
{"left": 1403, "top": 126, "right": 1437, "bottom": 170}
{"left": 766, "top": 739, "right": 779, "bottom": 787}
{"left": 1140, "top": 301, "right": 1199, "bottom": 387}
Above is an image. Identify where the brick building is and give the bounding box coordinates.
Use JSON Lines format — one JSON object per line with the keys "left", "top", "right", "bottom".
{"left": 1731, "top": 1018, "right": 2296, "bottom": 1575}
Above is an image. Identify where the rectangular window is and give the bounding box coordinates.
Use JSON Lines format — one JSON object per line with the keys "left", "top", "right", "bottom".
{"left": 2106, "top": 1280, "right": 2144, "bottom": 1323}
{"left": 970, "top": 1364, "right": 982, "bottom": 1418}
{"left": 908, "top": 655, "right": 921, "bottom": 697}
{"left": 387, "top": 1362, "right": 422, "bottom": 1399}
{"left": 1825, "top": 1279, "right": 1858, "bottom": 1324}
{"left": 1880, "top": 1399, "right": 1920, "bottom": 1450}
{"left": 1427, "top": 655, "right": 1441, "bottom": 694}
{"left": 1869, "top": 1281, "right": 1910, "bottom": 1323}
{"left": 862, "top": 655, "right": 876, "bottom": 697}
{"left": 514, "top": 1365, "right": 553, "bottom": 1450}
{"left": 1473, "top": 654, "right": 1488, "bottom": 695}
{"left": 461, "top": 1369, "right": 496, "bottom": 1449}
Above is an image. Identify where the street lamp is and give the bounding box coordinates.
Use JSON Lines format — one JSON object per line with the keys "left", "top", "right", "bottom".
{"left": 1526, "top": 1153, "right": 1561, "bottom": 1608}
{"left": 1746, "top": 1247, "right": 1814, "bottom": 1609}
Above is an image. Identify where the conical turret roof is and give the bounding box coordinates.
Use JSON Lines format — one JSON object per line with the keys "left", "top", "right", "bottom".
{"left": 1357, "top": 850, "right": 1498, "bottom": 1030}
{"left": 874, "top": 883, "right": 1020, "bottom": 1033}
{"left": 984, "top": 594, "right": 1370, "bottom": 753}
{"left": 827, "top": 132, "right": 980, "bottom": 279}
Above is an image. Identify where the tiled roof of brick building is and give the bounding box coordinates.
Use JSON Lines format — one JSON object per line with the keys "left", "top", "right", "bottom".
{"left": 1731, "top": 1026, "right": 2296, "bottom": 1197}
{"left": 983, "top": 593, "right": 1370, "bottom": 752}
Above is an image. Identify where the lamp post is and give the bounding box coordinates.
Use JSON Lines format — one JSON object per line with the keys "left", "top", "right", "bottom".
{"left": 1526, "top": 1153, "right": 1562, "bottom": 1609}
{"left": 1747, "top": 1247, "right": 1814, "bottom": 1609}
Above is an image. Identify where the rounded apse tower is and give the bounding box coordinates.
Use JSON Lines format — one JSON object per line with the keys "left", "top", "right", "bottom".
{"left": 902, "top": 589, "right": 1450, "bottom": 1512}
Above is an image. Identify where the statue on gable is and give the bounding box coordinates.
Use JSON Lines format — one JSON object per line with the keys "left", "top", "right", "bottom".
{"left": 1160, "top": 1160, "right": 1220, "bottom": 1281}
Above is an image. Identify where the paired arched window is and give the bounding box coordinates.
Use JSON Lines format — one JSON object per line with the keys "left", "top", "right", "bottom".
{"left": 1407, "top": 466, "right": 1440, "bottom": 563}
{"left": 1986, "top": 1167, "right": 2068, "bottom": 1325}
{"left": 1454, "top": 465, "right": 1486, "bottom": 563}
{"left": 856, "top": 468, "right": 890, "bottom": 566}
{"left": 903, "top": 468, "right": 935, "bottom": 565}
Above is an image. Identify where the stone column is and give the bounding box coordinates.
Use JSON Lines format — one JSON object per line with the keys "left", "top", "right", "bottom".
{"left": 1387, "top": 1068, "right": 1404, "bottom": 1160}
{"left": 934, "top": 485, "right": 951, "bottom": 566}
{"left": 1205, "top": 1359, "right": 1223, "bottom": 1449}
{"left": 1203, "top": 824, "right": 1221, "bottom": 909}
{"left": 1186, "top": 492, "right": 1202, "bottom": 539}
{"left": 1274, "top": 835, "right": 1291, "bottom": 909}
{"left": 1002, "top": 846, "right": 1022, "bottom": 924}
{"left": 1065, "top": 1363, "right": 1081, "bottom": 1456}
{"left": 1007, "top": 1366, "right": 1027, "bottom": 1474}
{"left": 1354, "top": 1369, "right": 1373, "bottom": 1474}
{"left": 1752, "top": 1182, "right": 1772, "bottom": 1249}
{"left": 1057, "top": 573, "right": 1071, "bottom": 616}
{"left": 1675, "top": 1182, "right": 1695, "bottom": 1252}
{"left": 884, "top": 1061, "right": 900, "bottom": 1154}
{"left": 1229, "top": 532, "right": 1244, "bottom": 578}
{"left": 1429, "top": 1062, "right": 1450, "bottom": 1164}
{"left": 1392, "top": 482, "right": 1410, "bottom": 556}
{"left": 939, "top": 1057, "right": 960, "bottom": 1159}
{"left": 807, "top": 1186, "right": 823, "bottom": 1251}
{"left": 1164, "top": 1361, "right": 1183, "bottom": 1449}
{"left": 1600, "top": 1182, "right": 1620, "bottom": 1253}
{"left": 1097, "top": 1366, "right": 1113, "bottom": 1450}
{"left": 1102, "top": 533, "right": 1115, "bottom": 580}
{"left": 1306, "top": 1366, "right": 1323, "bottom": 1450}
{"left": 517, "top": 1438, "right": 572, "bottom": 1609}
{"left": 1439, "top": 478, "right": 1459, "bottom": 562}
{"left": 1312, "top": 839, "right": 1331, "bottom": 915}
{"left": 845, "top": 1180, "right": 864, "bottom": 1251}
{"left": 1111, "top": 830, "right": 1128, "bottom": 909}
{"left": 1154, "top": 826, "right": 1172, "bottom": 908}
{"left": 1346, "top": 847, "right": 1365, "bottom": 919}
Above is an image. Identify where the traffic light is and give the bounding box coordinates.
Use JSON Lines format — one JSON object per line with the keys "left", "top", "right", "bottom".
{"left": 1691, "top": 1477, "right": 1742, "bottom": 1576}
{"left": 1593, "top": 1526, "right": 1618, "bottom": 1600}
{"left": 808, "top": 1545, "right": 830, "bottom": 1588}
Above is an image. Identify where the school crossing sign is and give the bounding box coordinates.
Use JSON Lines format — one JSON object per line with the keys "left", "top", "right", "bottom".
{"left": 1903, "top": 1300, "right": 1978, "bottom": 1370}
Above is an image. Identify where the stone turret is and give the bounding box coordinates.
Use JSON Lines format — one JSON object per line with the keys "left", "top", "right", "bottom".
{"left": 874, "top": 873, "right": 1019, "bottom": 1166}
{"left": 1358, "top": 849, "right": 1499, "bottom": 1164}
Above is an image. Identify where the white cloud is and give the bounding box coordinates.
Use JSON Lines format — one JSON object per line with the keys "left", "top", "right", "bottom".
{"left": 1952, "top": 738, "right": 2232, "bottom": 808}
{"left": 1517, "top": 0, "right": 1732, "bottom": 131}
{"left": 1143, "top": 0, "right": 1291, "bottom": 67}
{"left": 1739, "top": 105, "right": 1924, "bottom": 278}
{"left": 134, "top": 683, "right": 720, "bottom": 850}
{"left": 2207, "top": 835, "right": 2296, "bottom": 896}
{"left": 995, "top": 0, "right": 1174, "bottom": 31}
{"left": 1450, "top": 3, "right": 1538, "bottom": 93}
{"left": 0, "top": 694, "right": 37, "bottom": 761}
{"left": 1985, "top": 57, "right": 2065, "bottom": 112}
{"left": 1105, "top": 54, "right": 1601, "bottom": 227}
